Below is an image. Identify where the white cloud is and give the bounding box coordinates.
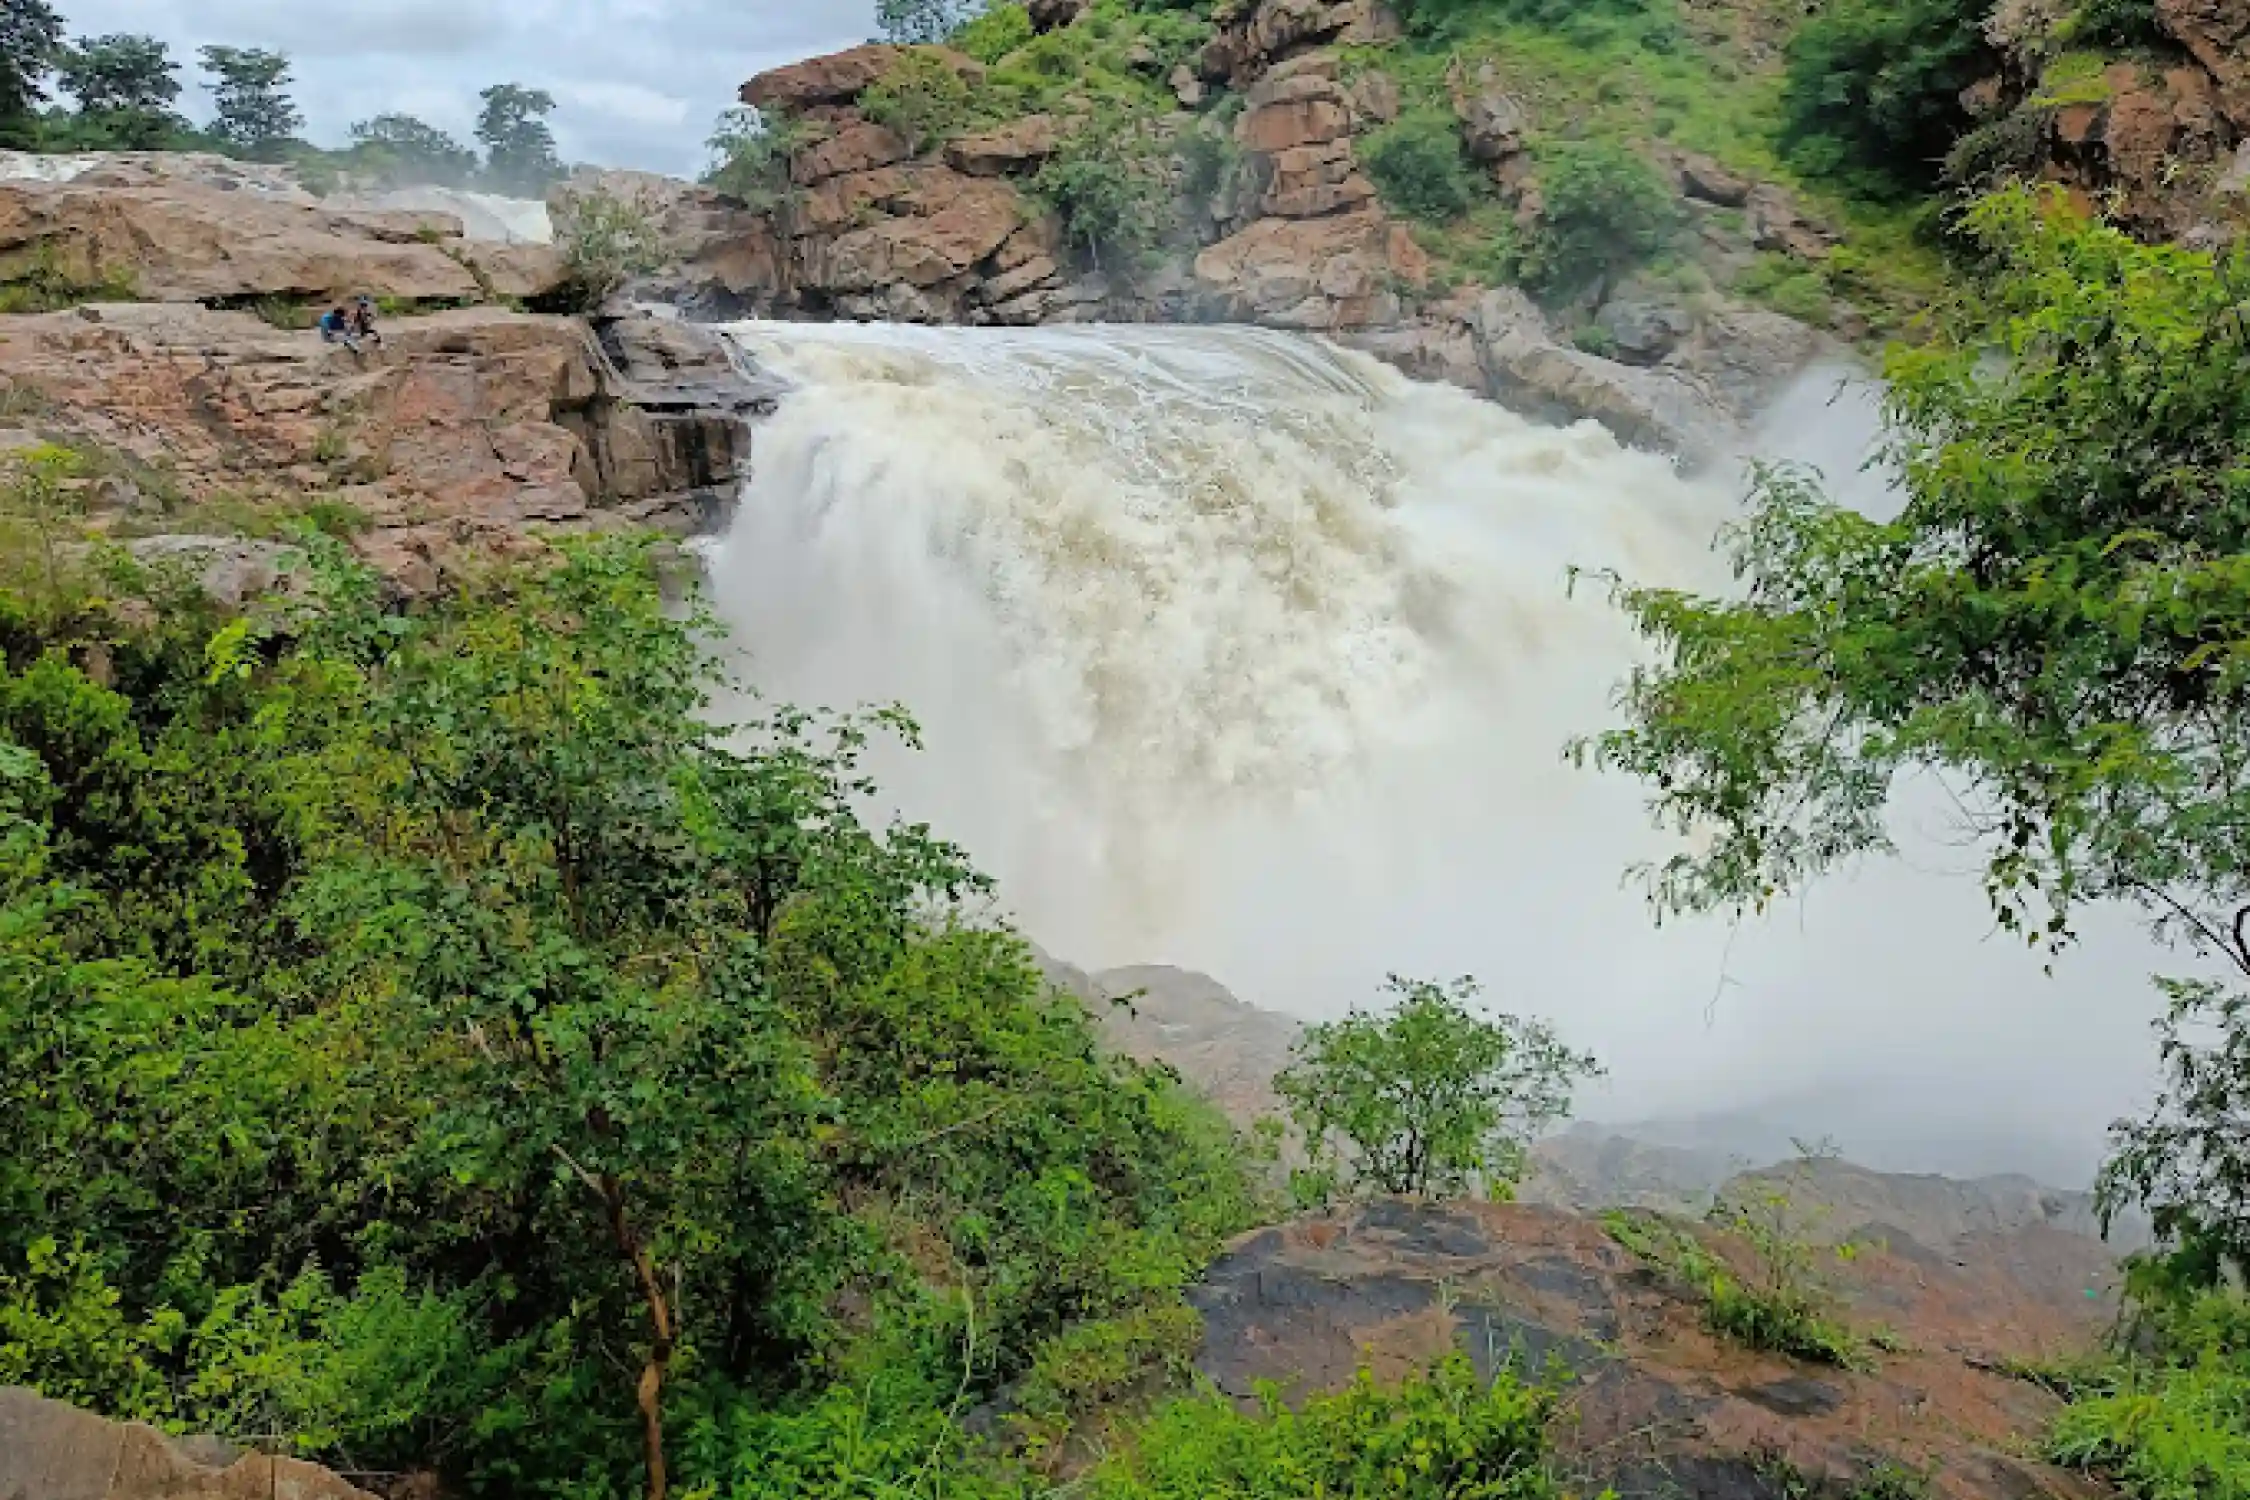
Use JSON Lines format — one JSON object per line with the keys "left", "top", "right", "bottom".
{"left": 553, "top": 80, "right": 693, "bottom": 131}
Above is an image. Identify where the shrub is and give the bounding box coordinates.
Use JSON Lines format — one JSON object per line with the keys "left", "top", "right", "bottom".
{"left": 1522, "top": 140, "right": 1679, "bottom": 300}
{"left": 1275, "top": 976, "right": 1600, "bottom": 1202}
{"left": 1781, "top": 0, "right": 1995, "bottom": 195}
{"left": 1361, "top": 109, "right": 1483, "bottom": 224}
{"left": 551, "top": 184, "right": 672, "bottom": 309}
{"left": 955, "top": 3, "right": 1035, "bottom": 64}
{"left": 1085, "top": 1353, "right": 1568, "bottom": 1500}
{"left": 1034, "top": 108, "right": 1176, "bottom": 271}
{"left": 861, "top": 49, "right": 983, "bottom": 158}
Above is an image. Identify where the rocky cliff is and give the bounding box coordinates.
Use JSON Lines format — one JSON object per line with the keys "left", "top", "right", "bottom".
{"left": 720, "top": 10, "right": 1846, "bottom": 464}
{"left": 0, "top": 166, "right": 773, "bottom": 594}
{"left": 1184, "top": 1198, "right": 2115, "bottom": 1500}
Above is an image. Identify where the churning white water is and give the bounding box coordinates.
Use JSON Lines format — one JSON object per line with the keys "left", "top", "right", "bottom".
{"left": 707, "top": 321, "right": 2163, "bottom": 1183}
{"left": 326, "top": 187, "right": 555, "bottom": 245}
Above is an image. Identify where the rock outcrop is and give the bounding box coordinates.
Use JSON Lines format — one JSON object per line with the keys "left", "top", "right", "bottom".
{"left": 1187, "top": 1199, "right": 2114, "bottom": 1500}
{"left": 0, "top": 177, "right": 571, "bottom": 306}
{"left": 550, "top": 170, "right": 779, "bottom": 313}
{"left": 0, "top": 1387, "right": 375, "bottom": 1500}
{"left": 0, "top": 304, "right": 771, "bottom": 595}
{"left": 741, "top": 44, "right": 984, "bottom": 113}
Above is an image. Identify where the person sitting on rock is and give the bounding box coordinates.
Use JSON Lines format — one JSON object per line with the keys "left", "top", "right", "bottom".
{"left": 317, "top": 304, "right": 361, "bottom": 354}
{"left": 349, "top": 295, "right": 385, "bottom": 351}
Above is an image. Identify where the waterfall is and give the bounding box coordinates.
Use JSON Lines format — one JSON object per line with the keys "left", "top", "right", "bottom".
{"left": 704, "top": 319, "right": 2159, "bottom": 1183}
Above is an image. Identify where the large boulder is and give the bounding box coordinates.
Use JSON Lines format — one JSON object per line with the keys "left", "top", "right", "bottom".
{"left": 0, "top": 304, "right": 767, "bottom": 594}
{"left": 0, "top": 179, "right": 486, "bottom": 304}
{"left": 549, "top": 169, "right": 781, "bottom": 305}
{"left": 1193, "top": 209, "right": 1429, "bottom": 329}
{"left": 943, "top": 116, "right": 1062, "bottom": 177}
{"left": 1470, "top": 288, "right": 1736, "bottom": 462}
{"left": 1238, "top": 63, "right": 1356, "bottom": 152}
{"left": 1187, "top": 1199, "right": 2116, "bottom": 1500}
{"left": 811, "top": 178, "right": 1023, "bottom": 291}
{"left": 792, "top": 122, "right": 913, "bottom": 186}
{"left": 742, "top": 44, "right": 984, "bottom": 112}
{"left": 1451, "top": 61, "right": 1528, "bottom": 162}
{"left": 0, "top": 1387, "right": 375, "bottom": 1500}
{"left": 1207, "top": 0, "right": 1401, "bottom": 83}
{"left": 0, "top": 148, "right": 312, "bottom": 200}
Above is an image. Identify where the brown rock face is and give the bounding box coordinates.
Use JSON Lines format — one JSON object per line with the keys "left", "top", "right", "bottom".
{"left": 943, "top": 116, "right": 1062, "bottom": 176}
{"left": 2041, "top": 61, "right": 2240, "bottom": 236}
{"left": 0, "top": 305, "right": 766, "bottom": 594}
{"left": 793, "top": 121, "right": 912, "bottom": 185}
{"left": 1186, "top": 1200, "right": 2113, "bottom": 1500}
{"left": 1194, "top": 210, "right": 1427, "bottom": 329}
{"left": 1239, "top": 69, "right": 1356, "bottom": 152}
{"left": 1211, "top": 0, "right": 1401, "bottom": 82}
{"left": 0, "top": 180, "right": 487, "bottom": 304}
{"left": 742, "top": 44, "right": 984, "bottom": 112}
{"left": 1658, "top": 146, "right": 1753, "bottom": 208}
{"left": 2157, "top": 0, "right": 2250, "bottom": 129}
{"left": 814, "top": 178, "right": 1022, "bottom": 290}
{"left": 0, "top": 1387, "right": 376, "bottom": 1500}
{"left": 1262, "top": 138, "right": 1378, "bottom": 217}
{"left": 1452, "top": 61, "right": 1528, "bottom": 162}
{"left": 548, "top": 169, "right": 779, "bottom": 305}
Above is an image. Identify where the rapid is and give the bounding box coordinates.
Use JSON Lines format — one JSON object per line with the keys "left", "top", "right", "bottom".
{"left": 697, "top": 321, "right": 2157, "bottom": 1182}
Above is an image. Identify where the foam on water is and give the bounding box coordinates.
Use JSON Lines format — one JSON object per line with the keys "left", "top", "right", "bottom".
{"left": 705, "top": 320, "right": 2161, "bottom": 1181}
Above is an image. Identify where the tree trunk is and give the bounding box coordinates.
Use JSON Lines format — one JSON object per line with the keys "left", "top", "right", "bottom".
{"left": 602, "top": 1175, "right": 675, "bottom": 1500}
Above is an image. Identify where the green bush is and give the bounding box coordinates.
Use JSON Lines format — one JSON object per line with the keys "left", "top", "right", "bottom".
{"left": 955, "top": 3, "right": 1035, "bottom": 64}
{"left": 862, "top": 48, "right": 986, "bottom": 157}
{"left": 1085, "top": 1353, "right": 1567, "bottom": 1500}
{"left": 0, "top": 531, "right": 1262, "bottom": 1497}
{"left": 1522, "top": 140, "right": 1679, "bottom": 299}
{"left": 1034, "top": 107, "right": 1176, "bottom": 270}
{"left": 1361, "top": 109, "right": 1483, "bottom": 223}
{"left": 1781, "top": 0, "right": 1994, "bottom": 195}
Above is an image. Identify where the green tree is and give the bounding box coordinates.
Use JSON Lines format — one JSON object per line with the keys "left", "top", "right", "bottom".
{"left": 477, "top": 83, "right": 563, "bottom": 194}
{"left": 0, "top": 0, "right": 64, "bottom": 145}
{"left": 53, "top": 34, "right": 183, "bottom": 148}
{"left": 1522, "top": 140, "right": 1678, "bottom": 300}
{"left": 1781, "top": 0, "right": 1993, "bottom": 194}
{"left": 1034, "top": 105, "right": 1175, "bottom": 272}
{"left": 551, "top": 184, "right": 673, "bottom": 310}
{"left": 345, "top": 113, "right": 480, "bottom": 187}
{"left": 876, "top": 0, "right": 980, "bottom": 44}
{"left": 1575, "top": 188, "right": 2250, "bottom": 1270}
{"left": 199, "top": 46, "right": 302, "bottom": 159}
{"left": 1360, "top": 109, "right": 1482, "bottom": 224}
{"left": 1275, "top": 976, "right": 1601, "bottom": 1200}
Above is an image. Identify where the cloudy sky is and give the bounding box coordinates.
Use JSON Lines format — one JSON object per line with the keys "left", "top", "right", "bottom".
{"left": 56, "top": 0, "right": 876, "bottom": 178}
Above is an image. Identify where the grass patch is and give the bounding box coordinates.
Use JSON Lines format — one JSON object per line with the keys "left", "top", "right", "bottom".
{"left": 1081, "top": 1352, "right": 1568, "bottom": 1500}
{"left": 0, "top": 248, "right": 140, "bottom": 314}
{"left": 1603, "top": 1206, "right": 1882, "bottom": 1372}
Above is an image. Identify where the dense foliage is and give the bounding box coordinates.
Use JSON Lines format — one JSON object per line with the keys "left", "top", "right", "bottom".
{"left": 198, "top": 47, "right": 302, "bottom": 161}
{"left": 1275, "top": 977, "right": 1599, "bottom": 1202}
{"left": 1521, "top": 140, "right": 1679, "bottom": 299}
{"left": 1082, "top": 1354, "right": 1569, "bottom": 1500}
{"left": 1780, "top": 0, "right": 1994, "bottom": 195}
{"left": 0, "top": 522, "right": 1263, "bottom": 1498}
{"left": 477, "top": 83, "right": 565, "bottom": 194}
{"left": 1360, "top": 110, "right": 1483, "bottom": 225}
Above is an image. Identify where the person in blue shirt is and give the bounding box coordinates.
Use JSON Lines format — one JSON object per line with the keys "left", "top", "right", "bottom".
{"left": 318, "top": 304, "right": 360, "bottom": 353}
